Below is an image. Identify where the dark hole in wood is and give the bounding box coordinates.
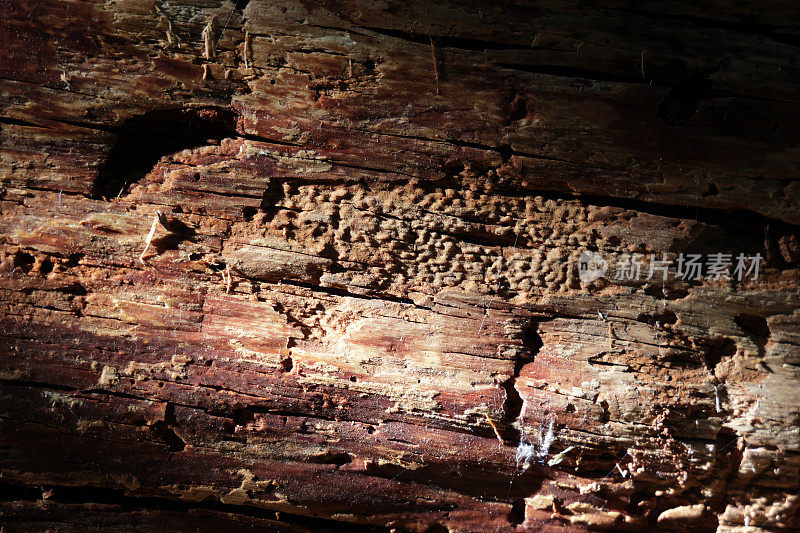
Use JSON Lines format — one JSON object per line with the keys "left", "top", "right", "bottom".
{"left": 699, "top": 337, "right": 737, "bottom": 369}
{"left": 13, "top": 252, "right": 35, "bottom": 272}
{"left": 39, "top": 257, "right": 53, "bottom": 275}
{"left": 734, "top": 314, "right": 770, "bottom": 339}
{"left": 508, "top": 498, "right": 526, "bottom": 525}
{"left": 637, "top": 310, "right": 677, "bottom": 325}
{"left": 507, "top": 94, "right": 528, "bottom": 123}
{"left": 92, "top": 107, "right": 238, "bottom": 199}
{"left": 242, "top": 206, "right": 258, "bottom": 221}
{"left": 150, "top": 421, "right": 187, "bottom": 452}
{"left": 702, "top": 182, "right": 719, "bottom": 198}
{"left": 658, "top": 74, "right": 711, "bottom": 126}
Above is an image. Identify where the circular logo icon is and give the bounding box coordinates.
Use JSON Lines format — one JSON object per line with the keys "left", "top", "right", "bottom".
{"left": 578, "top": 250, "right": 608, "bottom": 282}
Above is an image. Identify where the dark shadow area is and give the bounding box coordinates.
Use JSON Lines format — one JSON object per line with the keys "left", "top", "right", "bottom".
{"left": 658, "top": 73, "right": 712, "bottom": 126}
{"left": 0, "top": 482, "right": 385, "bottom": 532}
{"left": 92, "top": 107, "right": 239, "bottom": 199}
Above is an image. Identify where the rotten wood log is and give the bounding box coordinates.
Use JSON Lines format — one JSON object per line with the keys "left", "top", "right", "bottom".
{"left": 1, "top": 0, "right": 799, "bottom": 531}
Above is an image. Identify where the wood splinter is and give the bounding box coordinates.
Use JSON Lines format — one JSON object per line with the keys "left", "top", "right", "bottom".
{"left": 202, "top": 17, "right": 215, "bottom": 60}
{"left": 243, "top": 31, "right": 252, "bottom": 69}
{"left": 155, "top": 5, "right": 179, "bottom": 48}
{"left": 640, "top": 50, "right": 647, "bottom": 79}
{"left": 222, "top": 265, "right": 233, "bottom": 293}
{"left": 429, "top": 36, "right": 440, "bottom": 95}
{"left": 484, "top": 413, "right": 504, "bottom": 444}
{"left": 140, "top": 211, "right": 167, "bottom": 264}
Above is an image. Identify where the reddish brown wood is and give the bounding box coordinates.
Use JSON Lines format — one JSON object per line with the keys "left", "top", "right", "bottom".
{"left": 1, "top": 1, "right": 799, "bottom": 531}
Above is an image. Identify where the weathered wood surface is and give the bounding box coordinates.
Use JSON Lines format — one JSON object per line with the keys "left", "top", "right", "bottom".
{"left": 1, "top": 0, "right": 799, "bottom": 531}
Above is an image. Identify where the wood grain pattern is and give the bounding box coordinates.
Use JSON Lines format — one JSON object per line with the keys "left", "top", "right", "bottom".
{"left": 1, "top": 1, "right": 799, "bottom": 530}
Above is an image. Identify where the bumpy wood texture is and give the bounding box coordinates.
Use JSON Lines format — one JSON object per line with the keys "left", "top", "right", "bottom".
{"left": 1, "top": 1, "right": 799, "bottom": 531}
